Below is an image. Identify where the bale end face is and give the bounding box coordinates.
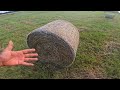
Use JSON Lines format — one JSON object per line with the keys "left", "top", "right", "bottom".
{"left": 27, "top": 31, "right": 75, "bottom": 69}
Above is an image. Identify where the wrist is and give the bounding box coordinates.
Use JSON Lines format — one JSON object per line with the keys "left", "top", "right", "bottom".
{"left": 0, "top": 54, "right": 3, "bottom": 61}
{"left": 0, "top": 62, "right": 3, "bottom": 66}
{"left": 0, "top": 54, "right": 4, "bottom": 66}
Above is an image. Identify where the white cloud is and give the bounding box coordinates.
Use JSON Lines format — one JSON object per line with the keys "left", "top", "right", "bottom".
{"left": 0, "top": 11, "right": 10, "bottom": 13}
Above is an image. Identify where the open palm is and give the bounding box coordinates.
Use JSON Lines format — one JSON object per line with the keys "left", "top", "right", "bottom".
{"left": 0, "top": 41, "right": 38, "bottom": 66}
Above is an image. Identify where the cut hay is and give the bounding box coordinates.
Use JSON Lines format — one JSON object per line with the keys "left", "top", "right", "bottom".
{"left": 27, "top": 20, "right": 79, "bottom": 69}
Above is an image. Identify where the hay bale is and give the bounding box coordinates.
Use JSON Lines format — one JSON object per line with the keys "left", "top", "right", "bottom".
{"left": 105, "top": 13, "right": 115, "bottom": 19}
{"left": 27, "top": 20, "right": 79, "bottom": 69}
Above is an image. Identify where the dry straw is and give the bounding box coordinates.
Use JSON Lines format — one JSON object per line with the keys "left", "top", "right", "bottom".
{"left": 27, "top": 20, "right": 79, "bottom": 69}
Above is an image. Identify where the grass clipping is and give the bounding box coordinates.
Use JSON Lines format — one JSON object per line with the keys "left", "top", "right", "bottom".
{"left": 27, "top": 20, "right": 79, "bottom": 69}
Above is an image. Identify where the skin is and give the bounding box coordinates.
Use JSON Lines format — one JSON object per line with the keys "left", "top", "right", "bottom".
{"left": 0, "top": 40, "right": 38, "bottom": 66}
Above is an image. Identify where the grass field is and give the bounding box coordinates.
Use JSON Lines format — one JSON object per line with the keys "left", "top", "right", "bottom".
{"left": 0, "top": 11, "right": 120, "bottom": 79}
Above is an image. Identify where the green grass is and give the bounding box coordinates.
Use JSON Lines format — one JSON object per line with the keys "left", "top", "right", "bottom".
{"left": 0, "top": 11, "right": 120, "bottom": 79}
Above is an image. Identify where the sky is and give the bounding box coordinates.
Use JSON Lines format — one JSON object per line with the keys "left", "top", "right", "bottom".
{"left": 0, "top": 11, "right": 10, "bottom": 13}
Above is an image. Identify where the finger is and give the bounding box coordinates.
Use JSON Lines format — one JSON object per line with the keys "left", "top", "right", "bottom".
{"left": 24, "top": 58, "right": 38, "bottom": 61}
{"left": 4, "top": 40, "right": 14, "bottom": 51}
{"left": 21, "top": 62, "right": 34, "bottom": 66}
{"left": 25, "top": 53, "right": 38, "bottom": 58}
{"left": 21, "top": 48, "right": 36, "bottom": 54}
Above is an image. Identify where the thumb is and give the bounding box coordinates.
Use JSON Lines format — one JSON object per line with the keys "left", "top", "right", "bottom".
{"left": 5, "top": 40, "right": 14, "bottom": 51}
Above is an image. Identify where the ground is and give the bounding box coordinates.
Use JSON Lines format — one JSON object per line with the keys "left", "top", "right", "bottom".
{"left": 0, "top": 11, "right": 120, "bottom": 79}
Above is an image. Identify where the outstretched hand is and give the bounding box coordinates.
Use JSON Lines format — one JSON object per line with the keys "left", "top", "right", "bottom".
{"left": 0, "top": 40, "right": 38, "bottom": 66}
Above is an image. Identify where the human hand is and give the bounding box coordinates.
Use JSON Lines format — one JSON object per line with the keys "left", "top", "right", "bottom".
{"left": 0, "top": 40, "right": 38, "bottom": 66}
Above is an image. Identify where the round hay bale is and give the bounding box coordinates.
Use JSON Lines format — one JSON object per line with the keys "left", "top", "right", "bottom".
{"left": 27, "top": 20, "right": 79, "bottom": 69}
{"left": 105, "top": 13, "right": 115, "bottom": 19}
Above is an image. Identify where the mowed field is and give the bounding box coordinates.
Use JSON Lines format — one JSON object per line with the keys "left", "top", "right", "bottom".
{"left": 0, "top": 11, "right": 120, "bottom": 79}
